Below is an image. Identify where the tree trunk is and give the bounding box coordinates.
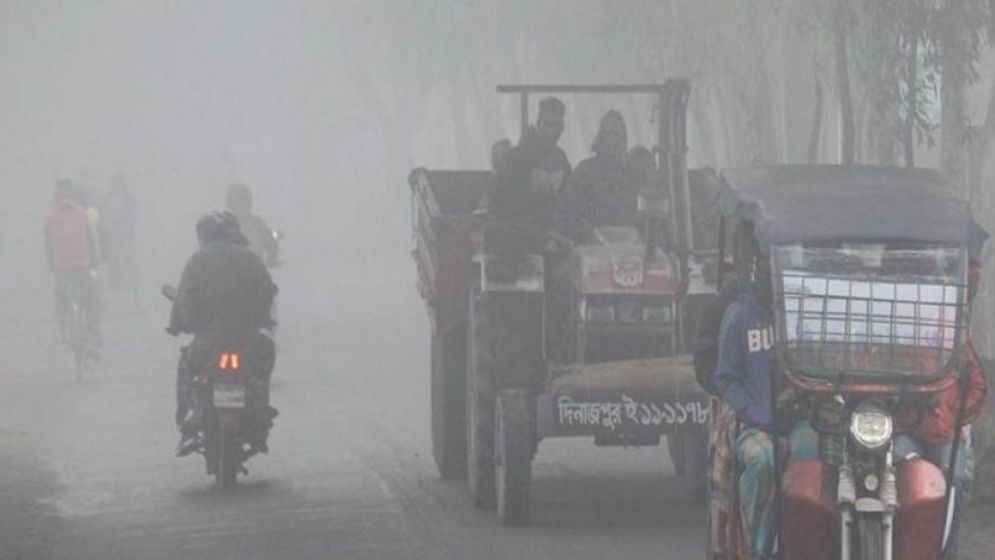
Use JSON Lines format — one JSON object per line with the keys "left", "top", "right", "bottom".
{"left": 939, "top": 20, "right": 970, "bottom": 194}
{"left": 904, "top": 36, "right": 919, "bottom": 167}
{"left": 834, "top": 17, "right": 856, "bottom": 165}
{"left": 808, "top": 67, "right": 824, "bottom": 164}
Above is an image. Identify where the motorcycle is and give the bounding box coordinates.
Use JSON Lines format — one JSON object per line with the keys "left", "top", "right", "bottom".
{"left": 162, "top": 284, "right": 273, "bottom": 489}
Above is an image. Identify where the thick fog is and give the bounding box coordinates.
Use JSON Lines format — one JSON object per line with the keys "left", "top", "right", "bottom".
{"left": 3, "top": 2, "right": 405, "bottom": 297}
{"left": 3, "top": 2, "right": 995, "bottom": 559}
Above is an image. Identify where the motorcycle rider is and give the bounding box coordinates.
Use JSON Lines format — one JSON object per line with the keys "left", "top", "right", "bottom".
{"left": 168, "top": 211, "right": 278, "bottom": 456}
{"left": 45, "top": 179, "right": 101, "bottom": 347}
{"left": 225, "top": 183, "right": 279, "bottom": 266}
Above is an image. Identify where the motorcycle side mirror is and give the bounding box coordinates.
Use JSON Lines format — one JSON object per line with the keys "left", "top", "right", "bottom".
{"left": 161, "top": 284, "right": 178, "bottom": 301}
{"left": 637, "top": 190, "right": 669, "bottom": 221}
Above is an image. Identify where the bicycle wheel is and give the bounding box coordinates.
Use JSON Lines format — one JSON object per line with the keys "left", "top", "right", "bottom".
{"left": 66, "top": 290, "right": 87, "bottom": 382}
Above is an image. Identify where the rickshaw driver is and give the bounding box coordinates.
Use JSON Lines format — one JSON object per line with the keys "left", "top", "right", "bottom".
{"left": 713, "top": 221, "right": 818, "bottom": 560}
{"left": 481, "top": 97, "right": 578, "bottom": 364}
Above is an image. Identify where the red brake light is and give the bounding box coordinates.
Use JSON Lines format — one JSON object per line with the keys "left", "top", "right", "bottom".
{"left": 217, "top": 353, "right": 241, "bottom": 372}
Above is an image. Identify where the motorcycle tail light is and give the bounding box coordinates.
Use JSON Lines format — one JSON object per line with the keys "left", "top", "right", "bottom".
{"left": 218, "top": 352, "right": 241, "bottom": 372}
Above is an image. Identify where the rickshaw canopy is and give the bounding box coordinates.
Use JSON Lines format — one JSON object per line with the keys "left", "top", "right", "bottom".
{"left": 717, "top": 165, "right": 988, "bottom": 260}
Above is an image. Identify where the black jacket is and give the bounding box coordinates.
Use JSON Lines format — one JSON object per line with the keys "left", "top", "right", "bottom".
{"left": 488, "top": 127, "right": 571, "bottom": 228}
{"left": 169, "top": 239, "right": 276, "bottom": 338}
{"left": 557, "top": 154, "right": 642, "bottom": 241}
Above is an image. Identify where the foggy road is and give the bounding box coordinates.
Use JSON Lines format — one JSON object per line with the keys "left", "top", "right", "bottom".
{"left": 0, "top": 260, "right": 705, "bottom": 560}
{"left": 5, "top": 2, "right": 995, "bottom": 560}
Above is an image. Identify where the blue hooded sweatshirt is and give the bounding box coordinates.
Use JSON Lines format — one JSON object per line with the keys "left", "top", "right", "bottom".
{"left": 714, "top": 285, "right": 776, "bottom": 430}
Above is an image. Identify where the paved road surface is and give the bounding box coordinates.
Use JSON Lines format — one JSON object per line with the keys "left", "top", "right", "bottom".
{"left": 1, "top": 263, "right": 991, "bottom": 560}
{"left": 0, "top": 264, "right": 705, "bottom": 560}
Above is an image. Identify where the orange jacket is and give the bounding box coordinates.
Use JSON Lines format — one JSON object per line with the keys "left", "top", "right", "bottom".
{"left": 45, "top": 198, "right": 96, "bottom": 269}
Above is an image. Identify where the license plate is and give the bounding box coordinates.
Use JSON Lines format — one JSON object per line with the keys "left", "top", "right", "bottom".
{"left": 213, "top": 384, "right": 246, "bottom": 409}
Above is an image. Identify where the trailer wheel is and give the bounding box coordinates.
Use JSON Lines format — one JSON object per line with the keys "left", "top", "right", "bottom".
{"left": 467, "top": 292, "right": 497, "bottom": 509}
{"left": 683, "top": 427, "right": 708, "bottom": 500}
{"left": 496, "top": 389, "right": 532, "bottom": 526}
{"left": 431, "top": 321, "right": 467, "bottom": 479}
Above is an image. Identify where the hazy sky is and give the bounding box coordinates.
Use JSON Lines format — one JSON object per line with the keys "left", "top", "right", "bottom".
{"left": 0, "top": 1, "right": 416, "bottom": 300}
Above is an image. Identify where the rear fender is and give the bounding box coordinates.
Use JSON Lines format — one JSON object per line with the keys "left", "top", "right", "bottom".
{"left": 894, "top": 458, "right": 946, "bottom": 560}
{"left": 780, "top": 459, "right": 839, "bottom": 560}
{"left": 217, "top": 409, "right": 243, "bottom": 431}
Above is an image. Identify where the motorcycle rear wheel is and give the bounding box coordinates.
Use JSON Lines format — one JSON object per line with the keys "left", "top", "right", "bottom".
{"left": 216, "top": 427, "right": 239, "bottom": 490}
{"left": 68, "top": 304, "right": 87, "bottom": 382}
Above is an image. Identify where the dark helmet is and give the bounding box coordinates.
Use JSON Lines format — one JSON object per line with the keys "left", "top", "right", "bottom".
{"left": 196, "top": 210, "right": 244, "bottom": 245}
{"left": 226, "top": 183, "right": 253, "bottom": 214}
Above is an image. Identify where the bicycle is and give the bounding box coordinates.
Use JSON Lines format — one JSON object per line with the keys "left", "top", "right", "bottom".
{"left": 63, "top": 276, "right": 98, "bottom": 381}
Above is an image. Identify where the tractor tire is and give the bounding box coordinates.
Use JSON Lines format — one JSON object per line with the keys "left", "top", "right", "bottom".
{"left": 467, "top": 292, "right": 497, "bottom": 510}
{"left": 467, "top": 290, "right": 543, "bottom": 511}
{"left": 496, "top": 389, "right": 532, "bottom": 526}
{"left": 431, "top": 321, "right": 467, "bottom": 479}
{"left": 669, "top": 428, "right": 708, "bottom": 500}
{"left": 668, "top": 432, "right": 687, "bottom": 477}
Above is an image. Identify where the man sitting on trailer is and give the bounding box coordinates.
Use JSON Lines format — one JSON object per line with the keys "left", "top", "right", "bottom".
{"left": 482, "top": 97, "right": 575, "bottom": 363}
{"left": 486, "top": 96, "right": 571, "bottom": 228}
